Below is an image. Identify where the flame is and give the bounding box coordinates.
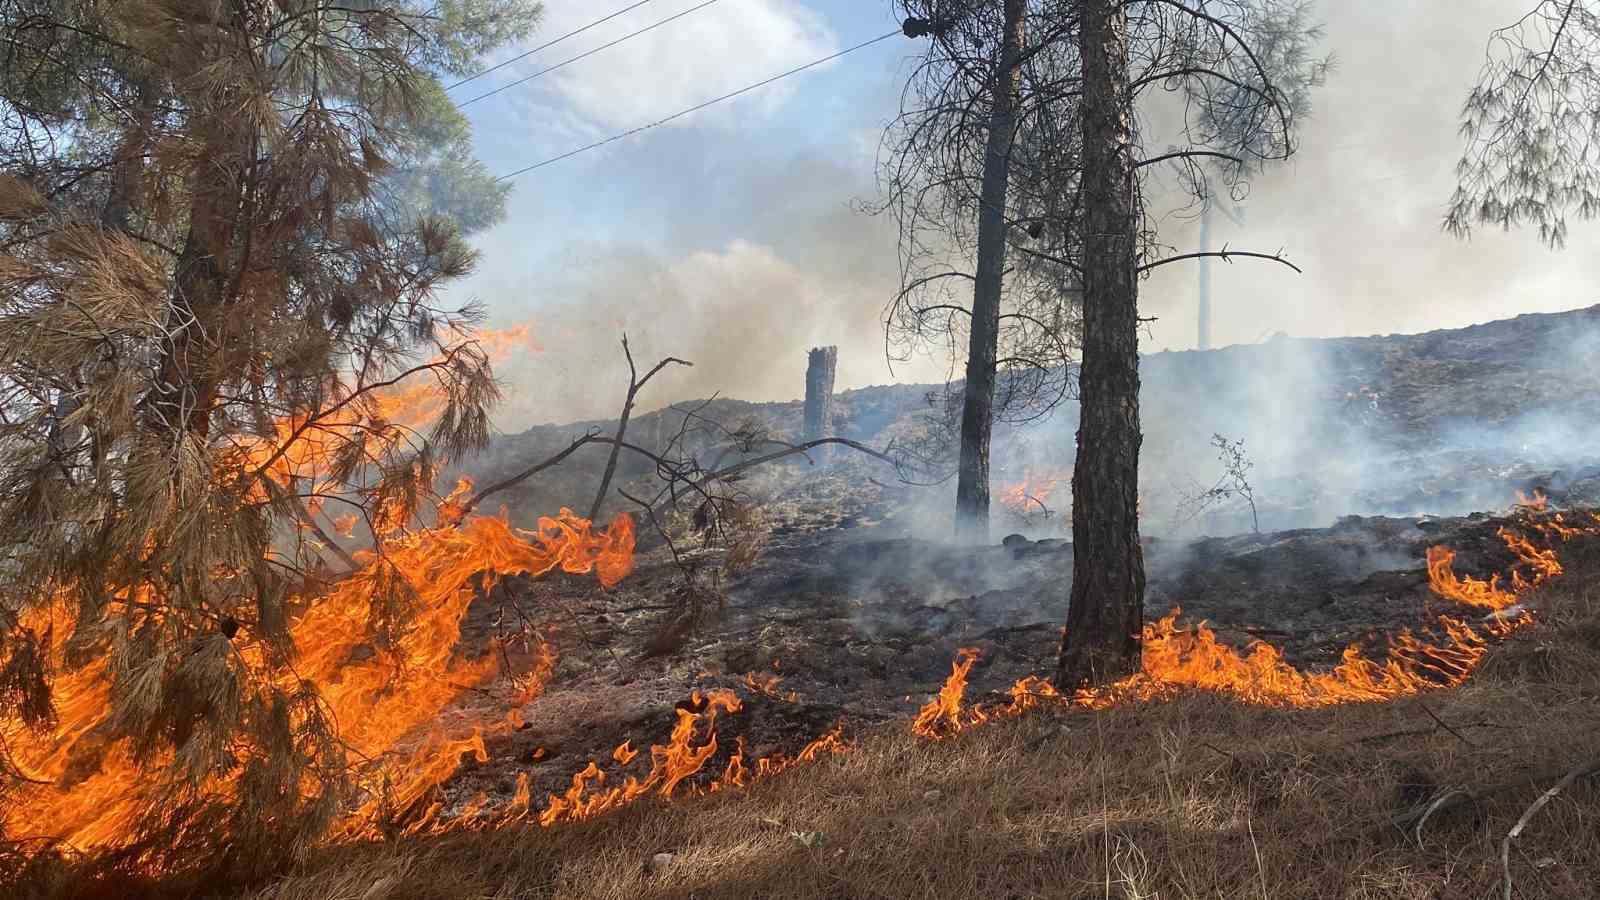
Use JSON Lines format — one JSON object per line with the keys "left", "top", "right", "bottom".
{"left": 8, "top": 355, "right": 1598, "bottom": 876}
{"left": 742, "top": 672, "right": 800, "bottom": 703}
{"left": 1514, "top": 488, "right": 1549, "bottom": 512}
{"left": 998, "top": 466, "right": 1070, "bottom": 514}
{"left": 534, "top": 689, "right": 742, "bottom": 825}
{"left": 912, "top": 648, "right": 984, "bottom": 738}
{"left": 473, "top": 323, "right": 542, "bottom": 361}
{"left": 913, "top": 513, "right": 1599, "bottom": 732}
{"left": 3, "top": 506, "right": 635, "bottom": 851}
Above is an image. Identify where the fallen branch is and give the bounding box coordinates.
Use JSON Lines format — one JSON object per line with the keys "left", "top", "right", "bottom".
{"left": 1387, "top": 756, "right": 1600, "bottom": 847}
{"left": 1500, "top": 755, "right": 1600, "bottom": 900}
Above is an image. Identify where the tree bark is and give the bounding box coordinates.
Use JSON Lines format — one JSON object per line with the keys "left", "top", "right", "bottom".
{"left": 954, "top": 0, "right": 1026, "bottom": 544}
{"left": 144, "top": 91, "right": 253, "bottom": 440}
{"left": 1057, "top": 0, "right": 1146, "bottom": 689}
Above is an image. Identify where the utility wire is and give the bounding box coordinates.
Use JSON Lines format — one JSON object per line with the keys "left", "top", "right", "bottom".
{"left": 495, "top": 28, "right": 902, "bottom": 181}
{"left": 458, "top": 0, "right": 722, "bottom": 108}
{"left": 445, "top": 0, "right": 662, "bottom": 92}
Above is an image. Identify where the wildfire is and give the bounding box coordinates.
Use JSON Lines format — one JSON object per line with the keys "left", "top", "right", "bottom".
{"left": 998, "top": 466, "right": 1070, "bottom": 514}
{"left": 8, "top": 356, "right": 1600, "bottom": 874}
{"left": 914, "top": 512, "right": 1599, "bottom": 733}
{"left": 2, "top": 498, "right": 636, "bottom": 851}
{"left": 1514, "top": 488, "right": 1549, "bottom": 512}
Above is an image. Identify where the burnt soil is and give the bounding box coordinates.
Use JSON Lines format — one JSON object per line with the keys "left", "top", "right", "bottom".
{"left": 427, "top": 469, "right": 1574, "bottom": 821}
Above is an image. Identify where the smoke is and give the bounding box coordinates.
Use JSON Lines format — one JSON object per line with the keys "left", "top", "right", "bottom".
{"left": 994, "top": 304, "right": 1600, "bottom": 539}
{"left": 1138, "top": 0, "right": 1600, "bottom": 352}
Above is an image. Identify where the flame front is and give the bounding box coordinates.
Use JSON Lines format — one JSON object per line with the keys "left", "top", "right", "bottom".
{"left": 8, "top": 389, "right": 1598, "bottom": 871}
{"left": 914, "top": 511, "right": 1599, "bottom": 731}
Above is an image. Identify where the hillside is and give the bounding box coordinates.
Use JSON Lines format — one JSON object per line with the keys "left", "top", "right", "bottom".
{"left": 459, "top": 304, "right": 1600, "bottom": 535}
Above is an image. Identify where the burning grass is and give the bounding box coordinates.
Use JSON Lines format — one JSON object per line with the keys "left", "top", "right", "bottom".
{"left": 223, "top": 534, "right": 1600, "bottom": 900}
{"left": 9, "top": 488, "right": 1598, "bottom": 897}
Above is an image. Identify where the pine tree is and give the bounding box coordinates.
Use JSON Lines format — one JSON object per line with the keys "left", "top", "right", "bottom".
{"left": 0, "top": 0, "right": 538, "bottom": 874}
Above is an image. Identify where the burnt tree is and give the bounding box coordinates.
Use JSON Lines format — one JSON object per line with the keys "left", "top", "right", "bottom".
{"left": 1050, "top": 0, "right": 1327, "bottom": 689}
{"left": 879, "top": 1, "right": 1085, "bottom": 545}
{"left": 953, "top": 0, "right": 1027, "bottom": 543}
{"left": 803, "top": 345, "right": 838, "bottom": 449}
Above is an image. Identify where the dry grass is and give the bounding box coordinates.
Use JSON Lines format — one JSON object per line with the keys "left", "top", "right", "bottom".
{"left": 214, "top": 539, "right": 1600, "bottom": 900}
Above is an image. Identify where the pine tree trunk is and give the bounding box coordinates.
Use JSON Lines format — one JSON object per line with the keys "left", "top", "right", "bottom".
{"left": 1056, "top": 0, "right": 1146, "bottom": 689}
{"left": 954, "top": 0, "right": 1025, "bottom": 544}
{"left": 146, "top": 89, "right": 254, "bottom": 439}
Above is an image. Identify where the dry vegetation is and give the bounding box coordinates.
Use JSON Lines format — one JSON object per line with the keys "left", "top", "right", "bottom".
{"left": 72, "top": 536, "right": 1585, "bottom": 900}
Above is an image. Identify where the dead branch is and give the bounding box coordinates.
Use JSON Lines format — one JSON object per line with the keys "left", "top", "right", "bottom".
{"left": 1137, "top": 245, "right": 1302, "bottom": 275}
{"left": 1386, "top": 756, "right": 1600, "bottom": 847}
{"left": 643, "top": 437, "right": 907, "bottom": 515}
{"left": 459, "top": 431, "right": 608, "bottom": 517}
{"left": 1500, "top": 755, "right": 1600, "bottom": 900}
{"left": 1134, "top": 149, "right": 1246, "bottom": 170}
{"left": 1354, "top": 714, "right": 1498, "bottom": 748}
{"left": 587, "top": 334, "right": 692, "bottom": 521}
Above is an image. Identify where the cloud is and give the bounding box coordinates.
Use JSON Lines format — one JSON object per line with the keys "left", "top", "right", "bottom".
{"left": 497, "top": 0, "right": 839, "bottom": 133}
{"left": 459, "top": 0, "right": 1600, "bottom": 438}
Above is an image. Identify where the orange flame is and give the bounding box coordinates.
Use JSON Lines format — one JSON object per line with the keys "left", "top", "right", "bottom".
{"left": 998, "top": 466, "right": 1070, "bottom": 514}
{"left": 913, "top": 514, "right": 1598, "bottom": 732}
{"left": 1514, "top": 488, "right": 1549, "bottom": 512}
{"left": 2, "top": 506, "right": 635, "bottom": 851}
{"left": 742, "top": 672, "right": 800, "bottom": 703}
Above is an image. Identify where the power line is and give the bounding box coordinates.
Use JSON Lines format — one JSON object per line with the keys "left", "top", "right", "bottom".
{"left": 457, "top": 0, "right": 722, "bottom": 109}
{"left": 445, "top": 0, "right": 663, "bottom": 92}
{"left": 495, "top": 28, "right": 902, "bottom": 182}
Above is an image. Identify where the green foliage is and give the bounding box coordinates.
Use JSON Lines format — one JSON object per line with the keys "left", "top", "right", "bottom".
{"left": 381, "top": 80, "right": 514, "bottom": 237}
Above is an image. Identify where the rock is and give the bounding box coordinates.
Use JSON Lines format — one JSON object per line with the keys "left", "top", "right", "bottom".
{"left": 648, "top": 852, "right": 675, "bottom": 874}
{"left": 1001, "top": 533, "right": 1030, "bottom": 548}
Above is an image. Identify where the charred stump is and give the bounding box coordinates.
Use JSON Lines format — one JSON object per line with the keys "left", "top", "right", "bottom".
{"left": 804, "top": 346, "right": 838, "bottom": 462}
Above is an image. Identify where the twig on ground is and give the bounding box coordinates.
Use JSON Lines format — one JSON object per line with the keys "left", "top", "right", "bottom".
{"left": 1418, "top": 701, "right": 1478, "bottom": 748}
{"left": 1500, "top": 755, "right": 1600, "bottom": 900}
{"left": 1387, "top": 756, "right": 1600, "bottom": 847}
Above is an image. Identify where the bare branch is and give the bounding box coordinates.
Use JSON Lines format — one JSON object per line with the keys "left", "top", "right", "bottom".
{"left": 1137, "top": 245, "right": 1302, "bottom": 274}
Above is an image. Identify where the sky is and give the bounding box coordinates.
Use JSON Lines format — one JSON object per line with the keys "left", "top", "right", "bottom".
{"left": 445, "top": 0, "right": 1600, "bottom": 430}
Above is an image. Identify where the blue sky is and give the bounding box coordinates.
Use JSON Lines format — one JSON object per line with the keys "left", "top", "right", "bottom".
{"left": 443, "top": 0, "right": 1600, "bottom": 429}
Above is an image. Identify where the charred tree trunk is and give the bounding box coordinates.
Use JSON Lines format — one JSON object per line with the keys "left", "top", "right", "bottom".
{"left": 954, "top": 0, "right": 1026, "bottom": 544}
{"left": 1057, "top": 0, "right": 1146, "bottom": 689}
{"left": 803, "top": 346, "right": 838, "bottom": 464}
